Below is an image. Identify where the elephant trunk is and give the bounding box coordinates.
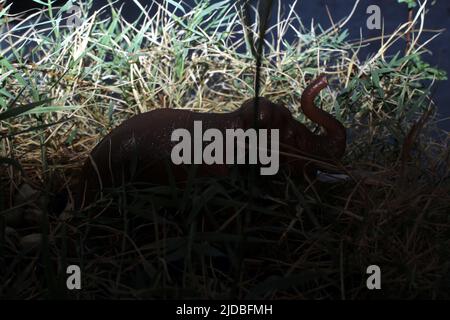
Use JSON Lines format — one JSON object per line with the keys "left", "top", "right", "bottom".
{"left": 300, "top": 74, "right": 346, "bottom": 160}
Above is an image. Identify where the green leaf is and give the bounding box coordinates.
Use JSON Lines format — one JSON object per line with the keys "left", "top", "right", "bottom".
{"left": 0, "top": 99, "right": 53, "bottom": 121}
{"left": 397, "top": 0, "right": 417, "bottom": 9}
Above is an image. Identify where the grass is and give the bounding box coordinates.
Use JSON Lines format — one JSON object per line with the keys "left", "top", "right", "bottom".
{"left": 0, "top": 0, "right": 449, "bottom": 299}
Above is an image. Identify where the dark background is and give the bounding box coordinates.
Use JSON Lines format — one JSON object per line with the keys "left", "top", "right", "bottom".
{"left": 4, "top": 0, "right": 450, "bottom": 131}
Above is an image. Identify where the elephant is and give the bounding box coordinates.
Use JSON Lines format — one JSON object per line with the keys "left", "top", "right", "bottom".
{"left": 73, "top": 74, "right": 346, "bottom": 209}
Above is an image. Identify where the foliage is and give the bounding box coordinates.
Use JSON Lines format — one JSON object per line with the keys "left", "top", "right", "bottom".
{"left": 0, "top": 0, "right": 449, "bottom": 299}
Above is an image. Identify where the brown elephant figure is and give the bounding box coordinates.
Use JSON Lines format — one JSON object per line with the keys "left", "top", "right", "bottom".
{"left": 73, "top": 74, "right": 346, "bottom": 209}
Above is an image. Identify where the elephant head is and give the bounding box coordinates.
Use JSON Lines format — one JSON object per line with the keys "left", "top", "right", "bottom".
{"left": 237, "top": 74, "right": 346, "bottom": 176}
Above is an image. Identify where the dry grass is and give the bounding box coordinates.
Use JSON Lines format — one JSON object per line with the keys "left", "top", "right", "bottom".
{"left": 0, "top": 0, "right": 449, "bottom": 299}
